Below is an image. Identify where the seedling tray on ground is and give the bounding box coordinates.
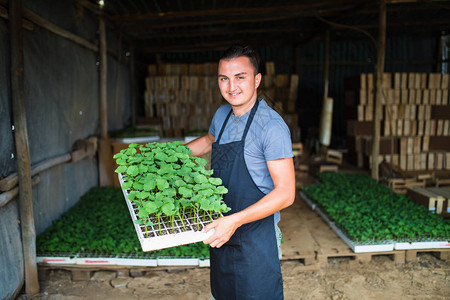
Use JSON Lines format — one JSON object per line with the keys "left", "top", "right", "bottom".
{"left": 394, "top": 240, "right": 450, "bottom": 250}
{"left": 301, "top": 191, "right": 449, "bottom": 252}
{"left": 37, "top": 252, "right": 211, "bottom": 267}
{"left": 119, "top": 173, "right": 218, "bottom": 252}
{"left": 300, "top": 192, "right": 395, "bottom": 253}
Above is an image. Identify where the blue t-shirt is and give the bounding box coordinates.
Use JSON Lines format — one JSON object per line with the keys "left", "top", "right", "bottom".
{"left": 209, "top": 99, "right": 293, "bottom": 224}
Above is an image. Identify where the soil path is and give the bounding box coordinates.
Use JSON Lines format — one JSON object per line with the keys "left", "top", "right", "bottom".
{"left": 20, "top": 253, "right": 449, "bottom": 300}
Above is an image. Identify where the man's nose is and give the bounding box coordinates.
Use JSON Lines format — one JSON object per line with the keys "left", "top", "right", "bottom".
{"left": 229, "top": 79, "right": 237, "bottom": 91}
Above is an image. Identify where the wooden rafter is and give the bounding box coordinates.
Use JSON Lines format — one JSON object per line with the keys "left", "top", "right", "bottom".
{"left": 108, "top": 0, "right": 360, "bottom": 22}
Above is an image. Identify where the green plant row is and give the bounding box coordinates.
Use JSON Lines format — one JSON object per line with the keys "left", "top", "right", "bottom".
{"left": 36, "top": 187, "right": 210, "bottom": 258}
{"left": 301, "top": 172, "right": 450, "bottom": 243}
{"left": 114, "top": 141, "right": 230, "bottom": 235}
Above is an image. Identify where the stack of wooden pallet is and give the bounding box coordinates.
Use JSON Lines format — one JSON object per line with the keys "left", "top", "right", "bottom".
{"left": 144, "top": 63, "right": 224, "bottom": 137}
{"left": 407, "top": 186, "right": 450, "bottom": 218}
{"left": 346, "top": 72, "right": 450, "bottom": 174}
{"left": 144, "top": 61, "right": 301, "bottom": 141}
{"left": 258, "top": 62, "right": 301, "bottom": 142}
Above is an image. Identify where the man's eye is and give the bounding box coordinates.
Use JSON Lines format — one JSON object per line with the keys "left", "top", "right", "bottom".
{"left": 220, "top": 78, "right": 228, "bottom": 81}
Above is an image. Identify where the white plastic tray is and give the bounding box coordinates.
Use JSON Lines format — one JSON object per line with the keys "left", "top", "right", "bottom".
{"left": 36, "top": 256, "right": 77, "bottom": 265}
{"left": 118, "top": 173, "right": 217, "bottom": 252}
{"left": 113, "top": 136, "right": 160, "bottom": 144}
{"left": 37, "top": 254, "right": 210, "bottom": 267}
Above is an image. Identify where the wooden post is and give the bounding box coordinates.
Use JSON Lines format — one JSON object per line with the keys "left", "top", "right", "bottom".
{"left": 319, "top": 29, "right": 331, "bottom": 152}
{"left": 98, "top": 16, "right": 114, "bottom": 186}
{"left": 323, "top": 29, "right": 330, "bottom": 104}
{"left": 99, "top": 16, "right": 108, "bottom": 139}
{"left": 371, "top": 0, "right": 387, "bottom": 179}
{"left": 9, "top": 0, "right": 39, "bottom": 294}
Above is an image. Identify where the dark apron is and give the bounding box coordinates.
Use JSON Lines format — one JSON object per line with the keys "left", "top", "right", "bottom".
{"left": 210, "top": 100, "right": 283, "bottom": 300}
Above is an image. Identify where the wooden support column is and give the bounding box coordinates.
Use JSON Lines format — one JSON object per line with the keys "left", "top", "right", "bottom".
{"left": 371, "top": 0, "right": 387, "bottom": 179}
{"left": 322, "top": 29, "right": 330, "bottom": 104}
{"left": 9, "top": 0, "right": 39, "bottom": 294}
{"left": 98, "top": 16, "right": 114, "bottom": 186}
{"left": 319, "top": 29, "right": 332, "bottom": 151}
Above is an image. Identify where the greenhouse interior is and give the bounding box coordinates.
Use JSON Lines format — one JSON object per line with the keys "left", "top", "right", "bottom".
{"left": 0, "top": 0, "right": 449, "bottom": 299}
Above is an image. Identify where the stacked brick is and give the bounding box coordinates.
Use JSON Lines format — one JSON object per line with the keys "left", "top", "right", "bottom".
{"left": 144, "top": 63, "right": 224, "bottom": 137}
{"left": 346, "top": 72, "right": 450, "bottom": 172}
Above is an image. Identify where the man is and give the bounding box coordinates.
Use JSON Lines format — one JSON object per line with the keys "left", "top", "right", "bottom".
{"left": 187, "top": 44, "right": 295, "bottom": 300}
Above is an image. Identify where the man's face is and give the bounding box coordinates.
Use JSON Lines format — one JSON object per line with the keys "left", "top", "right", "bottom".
{"left": 217, "top": 56, "right": 261, "bottom": 110}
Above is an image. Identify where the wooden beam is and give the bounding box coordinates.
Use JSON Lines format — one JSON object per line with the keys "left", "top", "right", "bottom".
{"left": 0, "top": 1, "right": 123, "bottom": 58}
{"left": 9, "top": 0, "right": 39, "bottom": 295}
{"left": 22, "top": 6, "right": 98, "bottom": 52}
{"left": 0, "top": 4, "right": 34, "bottom": 30}
{"left": 134, "top": 26, "right": 315, "bottom": 40}
{"left": 109, "top": 0, "right": 357, "bottom": 22}
{"left": 138, "top": 40, "right": 246, "bottom": 54}
{"left": 0, "top": 154, "right": 72, "bottom": 192}
{"left": 323, "top": 30, "right": 331, "bottom": 103}
{"left": 123, "top": 4, "right": 449, "bottom": 32}
{"left": 123, "top": 12, "right": 314, "bottom": 32}
{"left": 0, "top": 177, "right": 40, "bottom": 209}
{"left": 319, "top": 29, "right": 331, "bottom": 151}
{"left": 371, "top": 0, "right": 387, "bottom": 180}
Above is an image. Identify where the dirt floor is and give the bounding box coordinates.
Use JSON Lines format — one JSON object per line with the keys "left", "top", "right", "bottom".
{"left": 18, "top": 253, "right": 449, "bottom": 300}
{"left": 17, "top": 172, "right": 450, "bottom": 300}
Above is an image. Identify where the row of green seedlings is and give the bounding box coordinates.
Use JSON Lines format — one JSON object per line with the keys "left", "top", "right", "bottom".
{"left": 114, "top": 141, "right": 230, "bottom": 237}
{"left": 302, "top": 172, "right": 450, "bottom": 243}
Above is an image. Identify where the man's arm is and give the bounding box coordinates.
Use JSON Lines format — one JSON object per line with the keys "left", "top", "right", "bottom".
{"left": 203, "top": 157, "right": 296, "bottom": 248}
{"left": 185, "top": 132, "right": 215, "bottom": 156}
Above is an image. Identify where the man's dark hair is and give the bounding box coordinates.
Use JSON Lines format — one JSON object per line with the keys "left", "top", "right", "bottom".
{"left": 220, "top": 44, "right": 260, "bottom": 74}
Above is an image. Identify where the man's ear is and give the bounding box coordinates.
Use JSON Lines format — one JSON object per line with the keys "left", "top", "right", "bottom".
{"left": 255, "top": 73, "right": 262, "bottom": 88}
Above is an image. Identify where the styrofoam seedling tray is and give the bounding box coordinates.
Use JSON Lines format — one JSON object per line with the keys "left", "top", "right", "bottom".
{"left": 119, "top": 173, "right": 219, "bottom": 252}
{"left": 76, "top": 257, "right": 158, "bottom": 266}
{"left": 37, "top": 255, "right": 78, "bottom": 265}
{"left": 157, "top": 257, "right": 200, "bottom": 266}
{"left": 299, "top": 191, "right": 317, "bottom": 210}
{"left": 199, "top": 259, "right": 210, "bottom": 267}
{"left": 114, "top": 136, "right": 160, "bottom": 144}
{"left": 394, "top": 241, "right": 450, "bottom": 250}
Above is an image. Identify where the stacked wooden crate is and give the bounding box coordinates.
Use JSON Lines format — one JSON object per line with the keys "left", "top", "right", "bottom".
{"left": 144, "top": 63, "right": 224, "bottom": 137}
{"left": 145, "top": 61, "right": 301, "bottom": 141}
{"left": 258, "top": 62, "right": 301, "bottom": 142}
{"left": 346, "top": 72, "right": 450, "bottom": 172}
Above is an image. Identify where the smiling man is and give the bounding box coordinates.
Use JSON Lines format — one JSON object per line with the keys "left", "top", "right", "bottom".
{"left": 187, "top": 44, "right": 295, "bottom": 300}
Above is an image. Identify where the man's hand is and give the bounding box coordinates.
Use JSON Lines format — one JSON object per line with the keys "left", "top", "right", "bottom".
{"left": 202, "top": 214, "right": 241, "bottom": 248}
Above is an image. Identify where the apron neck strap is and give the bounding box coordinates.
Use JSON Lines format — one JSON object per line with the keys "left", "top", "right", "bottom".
{"left": 216, "top": 99, "right": 260, "bottom": 143}
{"left": 241, "top": 99, "right": 259, "bottom": 141}
{"left": 216, "top": 109, "right": 232, "bottom": 143}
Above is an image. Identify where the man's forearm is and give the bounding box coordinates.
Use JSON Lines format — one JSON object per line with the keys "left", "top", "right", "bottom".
{"left": 185, "top": 133, "right": 214, "bottom": 156}
{"left": 232, "top": 183, "right": 295, "bottom": 228}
